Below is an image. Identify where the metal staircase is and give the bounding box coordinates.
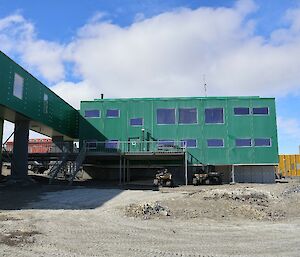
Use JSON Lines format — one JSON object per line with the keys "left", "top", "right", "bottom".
{"left": 48, "top": 152, "right": 69, "bottom": 184}
{"left": 68, "top": 145, "right": 86, "bottom": 185}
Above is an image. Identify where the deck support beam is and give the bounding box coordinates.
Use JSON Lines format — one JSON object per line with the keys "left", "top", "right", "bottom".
{"left": 231, "top": 165, "right": 235, "bottom": 184}
{"left": 11, "top": 120, "right": 29, "bottom": 179}
{"left": 185, "top": 150, "right": 188, "bottom": 186}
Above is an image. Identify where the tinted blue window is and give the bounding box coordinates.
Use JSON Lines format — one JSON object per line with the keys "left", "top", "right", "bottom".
{"left": 234, "top": 107, "right": 250, "bottom": 115}
{"left": 130, "top": 118, "right": 143, "bottom": 126}
{"left": 207, "top": 139, "right": 224, "bottom": 147}
{"left": 235, "top": 138, "right": 252, "bottom": 147}
{"left": 254, "top": 138, "right": 271, "bottom": 147}
{"left": 106, "top": 109, "right": 120, "bottom": 117}
{"left": 178, "top": 108, "right": 197, "bottom": 124}
{"left": 157, "top": 109, "right": 175, "bottom": 124}
{"left": 158, "top": 140, "right": 175, "bottom": 147}
{"left": 181, "top": 139, "right": 197, "bottom": 148}
{"left": 205, "top": 108, "right": 224, "bottom": 124}
{"left": 253, "top": 107, "right": 269, "bottom": 115}
{"left": 105, "top": 140, "right": 119, "bottom": 149}
{"left": 84, "top": 110, "right": 100, "bottom": 118}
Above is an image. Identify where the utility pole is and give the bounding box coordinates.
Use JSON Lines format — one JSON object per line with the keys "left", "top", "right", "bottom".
{"left": 203, "top": 74, "right": 207, "bottom": 97}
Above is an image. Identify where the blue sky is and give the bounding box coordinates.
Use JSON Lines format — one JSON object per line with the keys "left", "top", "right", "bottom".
{"left": 0, "top": 0, "right": 300, "bottom": 154}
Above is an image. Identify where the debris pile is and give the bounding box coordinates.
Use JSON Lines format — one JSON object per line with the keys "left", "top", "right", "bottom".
{"left": 125, "top": 202, "right": 171, "bottom": 219}
{"left": 283, "top": 185, "right": 300, "bottom": 195}
{"left": 203, "top": 187, "right": 273, "bottom": 206}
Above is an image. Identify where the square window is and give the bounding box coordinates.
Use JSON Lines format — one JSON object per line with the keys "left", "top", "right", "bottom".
{"left": 43, "top": 93, "right": 49, "bottom": 114}
{"left": 207, "top": 139, "right": 224, "bottom": 147}
{"left": 254, "top": 138, "right": 271, "bottom": 147}
{"left": 157, "top": 108, "right": 175, "bottom": 124}
{"left": 178, "top": 108, "right": 197, "bottom": 124}
{"left": 105, "top": 140, "right": 119, "bottom": 149}
{"left": 130, "top": 118, "right": 143, "bottom": 126}
{"left": 234, "top": 107, "right": 250, "bottom": 115}
{"left": 84, "top": 109, "right": 100, "bottom": 118}
{"left": 253, "top": 107, "right": 269, "bottom": 115}
{"left": 181, "top": 139, "right": 197, "bottom": 148}
{"left": 205, "top": 108, "right": 224, "bottom": 124}
{"left": 235, "top": 138, "right": 252, "bottom": 147}
{"left": 106, "top": 109, "right": 120, "bottom": 118}
{"left": 13, "top": 73, "right": 24, "bottom": 99}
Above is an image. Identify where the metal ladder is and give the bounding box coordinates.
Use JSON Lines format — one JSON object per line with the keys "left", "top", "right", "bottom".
{"left": 68, "top": 145, "right": 86, "bottom": 185}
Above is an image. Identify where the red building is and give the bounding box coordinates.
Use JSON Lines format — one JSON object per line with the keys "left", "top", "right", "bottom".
{"left": 5, "top": 138, "right": 52, "bottom": 153}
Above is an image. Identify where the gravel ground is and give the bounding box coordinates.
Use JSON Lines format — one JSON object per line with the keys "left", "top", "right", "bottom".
{"left": 0, "top": 178, "right": 300, "bottom": 257}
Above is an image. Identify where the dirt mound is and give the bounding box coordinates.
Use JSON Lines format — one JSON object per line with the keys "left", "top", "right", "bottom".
{"left": 125, "top": 202, "right": 171, "bottom": 219}
{"left": 203, "top": 187, "right": 274, "bottom": 206}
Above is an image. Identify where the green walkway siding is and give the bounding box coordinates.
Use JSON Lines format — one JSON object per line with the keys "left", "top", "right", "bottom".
{"left": 80, "top": 97, "right": 279, "bottom": 165}
{"left": 0, "top": 51, "right": 79, "bottom": 139}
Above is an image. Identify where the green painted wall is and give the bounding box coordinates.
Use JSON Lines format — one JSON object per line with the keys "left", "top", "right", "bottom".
{"left": 0, "top": 51, "right": 79, "bottom": 139}
{"left": 80, "top": 96, "right": 279, "bottom": 165}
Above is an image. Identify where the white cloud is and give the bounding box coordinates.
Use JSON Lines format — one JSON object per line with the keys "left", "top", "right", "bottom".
{"left": 277, "top": 116, "right": 300, "bottom": 142}
{"left": 0, "top": 14, "right": 65, "bottom": 82}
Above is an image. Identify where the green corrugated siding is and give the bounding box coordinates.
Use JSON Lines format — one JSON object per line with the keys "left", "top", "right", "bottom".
{"left": 80, "top": 97, "right": 279, "bottom": 165}
{"left": 0, "top": 51, "right": 79, "bottom": 139}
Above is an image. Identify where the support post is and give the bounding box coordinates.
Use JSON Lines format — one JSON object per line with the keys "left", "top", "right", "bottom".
{"left": 119, "top": 155, "right": 122, "bottom": 185}
{"left": 11, "top": 120, "right": 30, "bottom": 179}
{"left": 123, "top": 157, "right": 126, "bottom": 184}
{"left": 185, "top": 150, "right": 188, "bottom": 186}
{"left": 0, "top": 118, "right": 3, "bottom": 176}
{"left": 127, "top": 159, "right": 130, "bottom": 182}
{"left": 231, "top": 165, "right": 235, "bottom": 184}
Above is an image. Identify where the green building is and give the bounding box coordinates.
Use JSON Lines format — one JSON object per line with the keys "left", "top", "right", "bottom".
{"left": 80, "top": 96, "right": 278, "bottom": 183}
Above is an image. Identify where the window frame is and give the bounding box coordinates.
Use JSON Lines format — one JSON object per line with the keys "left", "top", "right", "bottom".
{"left": 254, "top": 138, "right": 272, "bottom": 147}
{"left": 204, "top": 108, "right": 224, "bottom": 124}
{"left": 157, "top": 140, "right": 175, "bottom": 147}
{"left": 129, "top": 117, "right": 144, "bottom": 127}
{"left": 235, "top": 138, "right": 252, "bottom": 148}
{"left": 43, "top": 93, "right": 49, "bottom": 114}
{"left": 181, "top": 139, "right": 197, "bottom": 148}
{"left": 207, "top": 138, "right": 224, "bottom": 148}
{"left": 13, "top": 73, "right": 24, "bottom": 100}
{"left": 105, "top": 140, "right": 119, "bottom": 149}
{"left": 156, "top": 108, "right": 176, "bottom": 125}
{"left": 84, "top": 109, "right": 101, "bottom": 118}
{"left": 252, "top": 107, "right": 269, "bottom": 116}
{"left": 106, "top": 109, "right": 120, "bottom": 118}
{"left": 234, "top": 107, "right": 250, "bottom": 116}
{"left": 178, "top": 107, "right": 198, "bottom": 125}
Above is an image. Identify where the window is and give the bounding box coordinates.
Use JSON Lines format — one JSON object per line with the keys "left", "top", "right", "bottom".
{"left": 157, "top": 108, "right": 175, "bottom": 124}
{"left": 235, "top": 138, "right": 252, "bottom": 147}
{"left": 105, "top": 140, "right": 119, "bottom": 149}
{"left": 181, "top": 139, "right": 197, "bottom": 148}
{"left": 207, "top": 139, "right": 224, "bottom": 148}
{"left": 254, "top": 138, "right": 271, "bottom": 147}
{"left": 253, "top": 107, "right": 269, "bottom": 115}
{"left": 178, "top": 108, "right": 197, "bottom": 124}
{"left": 13, "top": 73, "right": 24, "bottom": 99}
{"left": 106, "top": 109, "right": 120, "bottom": 118}
{"left": 130, "top": 118, "right": 143, "bottom": 126}
{"left": 43, "top": 93, "right": 49, "bottom": 114}
{"left": 234, "top": 107, "right": 250, "bottom": 115}
{"left": 84, "top": 109, "right": 100, "bottom": 118}
{"left": 205, "top": 108, "right": 224, "bottom": 124}
{"left": 158, "top": 140, "right": 175, "bottom": 147}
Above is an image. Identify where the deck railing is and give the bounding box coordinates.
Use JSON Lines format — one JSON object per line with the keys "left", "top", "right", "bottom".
{"left": 85, "top": 140, "right": 187, "bottom": 154}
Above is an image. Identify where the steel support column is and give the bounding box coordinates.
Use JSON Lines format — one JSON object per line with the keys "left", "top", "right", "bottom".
{"left": 11, "top": 120, "right": 30, "bottom": 179}
{"left": 0, "top": 118, "right": 3, "bottom": 176}
{"left": 119, "top": 155, "right": 122, "bottom": 185}
{"left": 185, "top": 151, "right": 188, "bottom": 186}
{"left": 231, "top": 165, "right": 235, "bottom": 183}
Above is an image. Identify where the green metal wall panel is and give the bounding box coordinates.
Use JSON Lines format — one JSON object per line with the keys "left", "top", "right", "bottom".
{"left": 80, "top": 97, "right": 278, "bottom": 165}
{"left": 0, "top": 51, "right": 79, "bottom": 139}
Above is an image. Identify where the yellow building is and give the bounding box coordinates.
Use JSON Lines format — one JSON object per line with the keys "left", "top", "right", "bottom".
{"left": 278, "top": 154, "right": 300, "bottom": 177}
